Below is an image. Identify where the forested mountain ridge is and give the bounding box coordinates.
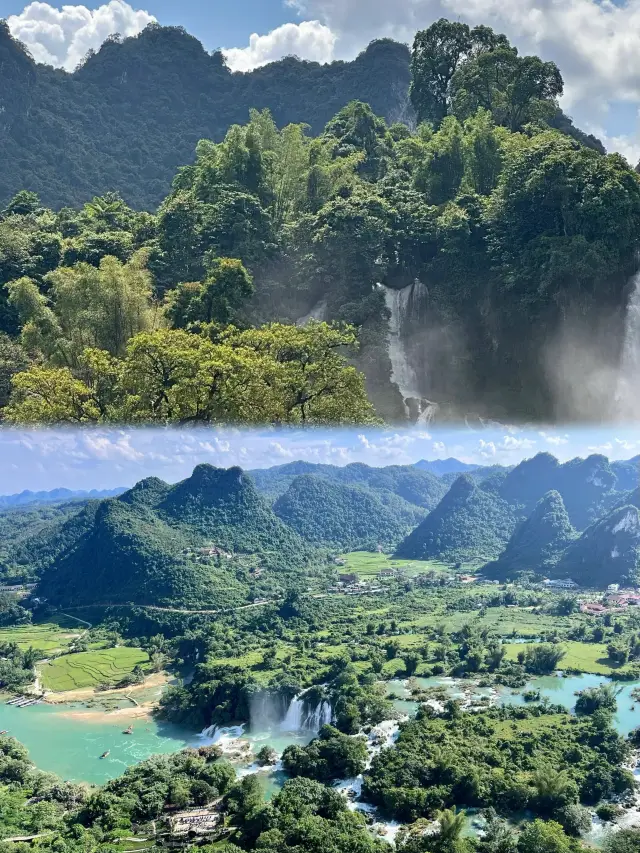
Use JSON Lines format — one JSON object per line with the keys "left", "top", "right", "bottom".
{"left": 485, "top": 490, "right": 578, "bottom": 580}
{"left": 0, "top": 21, "right": 411, "bottom": 211}
{"left": 273, "top": 474, "right": 424, "bottom": 550}
{"left": 34, "top": 464, "right": 320, "bottom": 608}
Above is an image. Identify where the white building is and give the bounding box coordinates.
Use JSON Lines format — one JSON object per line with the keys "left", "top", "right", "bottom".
{"left": 543, "top": 578, "right": 578, "bottom": 590}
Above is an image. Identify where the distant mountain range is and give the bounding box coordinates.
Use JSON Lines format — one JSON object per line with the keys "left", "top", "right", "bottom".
{"left": 2, "top": 453, "right": 639, "bottom": 596}
{"left": 0, "top": 487, "right": 127, "bottom": 509}
{"left": 414, "top": 459, "right": 480, "bottom": 477}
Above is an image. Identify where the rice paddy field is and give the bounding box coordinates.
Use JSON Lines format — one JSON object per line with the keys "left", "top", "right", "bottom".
{"left": 39, "top": 647, "right": 150, "bottom": 691}
{"left": 504, "top": 640, "right": 631, "bottom": 675}
{"left": 338, "top": 551, "right": 453, "bottom": 578}
{"left": 0, "top": 622, "right": 82, "bottom": 652}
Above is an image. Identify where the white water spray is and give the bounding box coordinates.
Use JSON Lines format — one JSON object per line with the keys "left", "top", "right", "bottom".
{"left": 297, "top": 300, "right": 328, "bottom": 326}
{"left": 617, "top": 271, "right": 640, "bottom": 420}
{"left": 280, "top": 695, "right": 332, "bottom": 732}
{"left": 382, "top": 280, "right": 438, "bottom": 424}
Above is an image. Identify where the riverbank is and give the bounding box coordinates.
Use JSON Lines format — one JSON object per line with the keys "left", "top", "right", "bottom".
{"left": 43, "top": 672, "right": 172, "bottom": 719}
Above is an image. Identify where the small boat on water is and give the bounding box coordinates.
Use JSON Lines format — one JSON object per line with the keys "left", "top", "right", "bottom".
{"left": 122, "top": 725, "right": 133, "bottom": 735}
{"left": 100, "top": 750, "right": 110, "bottom": 759}
{"left": 0, "top": 730, "right": 8, "bottom": 735}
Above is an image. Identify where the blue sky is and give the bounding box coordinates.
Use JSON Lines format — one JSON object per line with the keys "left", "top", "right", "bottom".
{"left": 7, "top": 0, "right": 640, "bottom": 162}
{"left": 1, "top": 425, "right": 639, "bottom": 494}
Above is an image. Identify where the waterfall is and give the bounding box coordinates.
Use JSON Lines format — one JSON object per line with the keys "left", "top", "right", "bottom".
{"left": 617, "top": 271, "right": 640, "bottom": 420}
{"left": 382, "top": 280, "right": 438, "bottom": 423}
{"left": 280, "top": 695, "right": 332, "bottom": 733}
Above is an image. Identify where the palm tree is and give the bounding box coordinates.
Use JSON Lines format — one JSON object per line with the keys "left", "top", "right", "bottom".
{"left": 436, "top": 807, "right": 467, "bottom": 846}
{"left": 532, "top": 766, "right": 574, "bottom": 813}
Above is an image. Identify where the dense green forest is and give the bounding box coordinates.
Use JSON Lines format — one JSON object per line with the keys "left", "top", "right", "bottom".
{"left": 0, "top": 22, "right": 413, "bottom": 211}
{"left": 2, "top": 20, "right": 640, "bottom": 420}
{"left": 29, "top": 464, "right": 326, "bottom": 609}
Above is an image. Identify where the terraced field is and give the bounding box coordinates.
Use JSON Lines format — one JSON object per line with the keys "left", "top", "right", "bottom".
{"left": 0, "top": 623, "right": 81, "bottom": 652}
{"left": 40, "top": 647, "right": 150, "bottom": 691}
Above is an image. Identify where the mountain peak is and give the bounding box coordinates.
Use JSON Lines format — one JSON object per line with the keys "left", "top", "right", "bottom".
{"left": 556, "top": 503, "right": 640, "bottom": 587}
{"left": 395, "top": 474, "right": 518, "bottom": 563}
{"left": 486, "top": 490, "right": 577, "bottom": 579}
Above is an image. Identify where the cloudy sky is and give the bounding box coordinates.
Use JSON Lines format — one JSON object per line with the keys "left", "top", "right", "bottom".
{"left": 0, "top": 425, "right": 638, "bottom": 495}
{"left": 5, "top": 0, "right": 640, "bottom": 162}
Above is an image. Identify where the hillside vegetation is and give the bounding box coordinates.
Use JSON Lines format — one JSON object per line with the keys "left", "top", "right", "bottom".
{"left": 1, "top": 21, "right": 640, "bottom": 421}
{"left": 395, "top": 475, "right": 520, "bottom": 563}
{"left": 35, "top": 464, "right": 320, "bottom": 609}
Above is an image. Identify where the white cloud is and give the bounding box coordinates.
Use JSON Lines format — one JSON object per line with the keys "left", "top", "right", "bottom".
{"left": 499, "top": 435, "right": 536, "bottom": 452}
{"left": 479, "top": 439, "right": 497, "bottom": 458}
{"left": 288, "top": 0, "right": 640, "bottom": 160}
{"left": 539, "top": 431, "right": 570, "bottom": 447}
{"left": 82, "top": 433, "right": 143, "bottom": 462}
{"left": 432, "top": 441, "right": 446, "bottom": 453}
{"left": 7, "top": 1, "right": 155, "bottom": 71}
{"left": 223, "top": 20, "right": 336, "bottom": 72}
{"left": 268, "top": 441, "right": 294, "bottom": 458}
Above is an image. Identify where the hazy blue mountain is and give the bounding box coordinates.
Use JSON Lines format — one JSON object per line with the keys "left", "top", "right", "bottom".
{"left": 414, "top": 459, "right": 480, "bottom": 477}
{"left": 0, "top": 487, "right": 126, "bottom": 509}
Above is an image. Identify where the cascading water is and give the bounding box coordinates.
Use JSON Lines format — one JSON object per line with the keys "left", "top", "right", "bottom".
{"left": 280, "top": 695, "right": 332, "bottom": 733}
{"left": 617, "top": 270, "right": 640, "bottom": 420}
{"left": 382, "top": 280, "right": 438, "bottom": 424}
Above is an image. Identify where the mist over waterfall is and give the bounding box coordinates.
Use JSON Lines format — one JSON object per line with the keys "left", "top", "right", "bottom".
{"left": 296, "top": 300, "right": 328, "bottom": 326}
{"left": 249, "top": 691, "right": 290, "bottom": 731}
{"left": 383, "top": 280, "right": 438, "bottom": 424}
{"left": 280, "top": 695, "right": 332, "bottom": 733}
{"left": 247, "top": 690, "right": 332, "bottom": 734}
{"left": 617, "top": 270, "right": 640, "bottom": 420}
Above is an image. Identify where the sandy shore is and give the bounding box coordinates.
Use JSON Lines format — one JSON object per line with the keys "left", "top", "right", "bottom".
{"left": 55, "top": 704, "right": 157, "bottom": 723}
{"left": 42, "top": 672, "right": 171, "bottom": 722}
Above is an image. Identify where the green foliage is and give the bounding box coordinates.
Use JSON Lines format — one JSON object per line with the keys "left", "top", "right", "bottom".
{"left": 281, "top": 724, "right": 368, "bottom": 783}
{"left": 362, "top": 705, "right": 631, "bottom": 823}
{"left": 523, "top": 644, "right": 566, "bottom": 675}
{"left": 395, "top": 475, "right": 519, "bottom": 563}
{"left": 5, "top": 323, "right": 377, "bottom": 425}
